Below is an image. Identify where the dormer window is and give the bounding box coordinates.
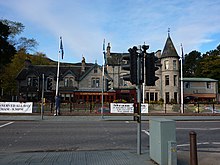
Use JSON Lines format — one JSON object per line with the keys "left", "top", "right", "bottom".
{"left": 91, "top": 78, "right": 100, "bottom": 88}
{"left": 64, "top": 78, "right": 68, "bottom": 87}
{"left": 94, "top": 67, "right": 97, "bottom": 73}
{"left": 64, "top": 77, "right": 74, "bottom": 87}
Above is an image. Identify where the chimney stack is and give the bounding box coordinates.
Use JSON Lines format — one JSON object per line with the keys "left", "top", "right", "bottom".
{"left": 81, "top": 56, "right": 86, "bottom": 72}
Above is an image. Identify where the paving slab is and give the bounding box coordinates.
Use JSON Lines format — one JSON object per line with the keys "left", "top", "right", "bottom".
{"left": 0, "top": 150, "right": 155, "bottom": 165}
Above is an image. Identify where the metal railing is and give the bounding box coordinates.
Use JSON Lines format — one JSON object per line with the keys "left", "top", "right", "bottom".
{"left": 32, "top": 102, "right": 220, "bottom": 114}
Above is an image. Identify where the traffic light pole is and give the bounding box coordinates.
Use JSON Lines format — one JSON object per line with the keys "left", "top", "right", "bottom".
{"left": 137, "top": 84, "right": 141, "bottom": 155}
{"left": 124, "top": 45, "right": 153, "bottom": 155}
{"left": 101, "top": 64, "right": 104, "bottom": 119}
{"left": 142, "top": 51, "right": 146, "bottom": 103}
{"left": 41, "top": 74, "right": 44, "bottom": 120}
{"left": 137, "top": 49, "right": 142, "bottom": 155}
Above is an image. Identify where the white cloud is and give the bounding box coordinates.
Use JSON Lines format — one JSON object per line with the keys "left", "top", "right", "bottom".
{"left": 1, "top": 0, "right": 220, "bottom": 63}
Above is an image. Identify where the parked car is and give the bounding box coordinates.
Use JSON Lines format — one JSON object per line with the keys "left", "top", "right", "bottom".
{"left": 95, "top": 107, "right": 110, "bottom": 114}
{"left": 204, "top": 105, "right": 220, "bottom": 113}
{"left": 214, "top": 109, "right": 220, "bottom": 113}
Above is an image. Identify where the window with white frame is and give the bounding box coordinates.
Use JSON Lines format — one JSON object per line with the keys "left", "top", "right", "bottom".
{"left": 91, "top": 78, "right": 100, "bottom": 88}
{"left": 164, "top": 60, "right": 169, "bottom": 70}
{"left": 64, "top": 77, "right": 74, "bottom": 87}
{"left": 146, "top": 92, "right": 158, "bottom": 102}
{"left": 64, "top": 78, "right": 68, "bottom": 87}
{"left": 119, "top": 77, "right": 124, "bottom": 86}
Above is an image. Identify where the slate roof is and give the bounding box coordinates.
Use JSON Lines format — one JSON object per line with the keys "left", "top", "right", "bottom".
{"left": 183, "top": 77, "right": 218, "bottom": 82}
{"left": 107, "top": 52, "right": 129, "bottom": 66}
{"left": 16, "top": 62, "right": 98, "bottom": 81}
{"left": 161, "top": 35, "right": 179, "bottom": 59}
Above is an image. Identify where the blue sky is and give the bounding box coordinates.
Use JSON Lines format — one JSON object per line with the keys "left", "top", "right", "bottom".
{"left": 1, "top": 0, "right": 220, "bottom": 64}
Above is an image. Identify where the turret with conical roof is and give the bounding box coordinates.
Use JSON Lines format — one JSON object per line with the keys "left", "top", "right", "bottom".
{"left": 161, "top": 31, "right": 179, "bottom": 59}
{"left": 160, "top": 30, "right": 180, "bottom": 104}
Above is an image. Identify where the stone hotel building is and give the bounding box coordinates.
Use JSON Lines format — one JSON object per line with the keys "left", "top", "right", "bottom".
{"left": 16, "top": 34, "right": 218, "bottom": 103}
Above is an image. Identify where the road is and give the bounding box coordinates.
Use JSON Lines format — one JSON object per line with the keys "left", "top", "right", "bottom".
{"left": 176, "top": 121, "right": 220, "bottom": 151}
{"left": 0, "top": 120, "right": 220, "bottom": 153}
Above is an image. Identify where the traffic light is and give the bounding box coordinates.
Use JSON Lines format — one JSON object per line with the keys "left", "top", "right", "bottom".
{"left": 121, "top": 46, "right": 138, "bottom": 84}
{"left": 47, "top": 78, "right": 53, "bottom": 90}
{"left": 145, "top": 52, "right": 159, "bottom": 86}
{"left": 106, "top": 79, "right": 112, "bottom": 91}
{"left": 121, "top": 53, "right": 131, "bottom": 82}
{"left": 141, "top": 45, "right": 149, "bottom": 85}
{"left": 129, "top": 46, "right": 138, "bottom": 84}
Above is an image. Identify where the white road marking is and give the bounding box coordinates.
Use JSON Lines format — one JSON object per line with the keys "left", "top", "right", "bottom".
{"left": 177, "top": 144, "right": 190, "bottom": 147}
{"left": 209, "top": 128, "right": 220, "bottom": 131}
{"left": 142, "top": 129, "right": 150, "bottom": 136}
{"left": 141, "top": 128, "right": 220, "bottom": 148}
{"left": 141, "top": 127, "right": 220, "bottom": 135}
{"left": 0, "top": 121, "right": 14, "bottom": 128}
{"left": 177, "top": 142, "right": 210, "bottom": 147}
{"left": 177, "top": 127, "right": 220, "bottom": 131}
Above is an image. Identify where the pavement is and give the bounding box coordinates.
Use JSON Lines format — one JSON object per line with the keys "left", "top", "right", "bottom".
{"left": 0, "top": 150, "right": 155, "bottom": 165}
{"left": 0, "top": 115, "right": 220, "bottom": 165}
{"left": 0, "top": 149, "right": 220, "bottom": 165}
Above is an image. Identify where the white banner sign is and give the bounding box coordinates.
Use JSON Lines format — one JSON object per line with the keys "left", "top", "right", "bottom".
{"left": 0, "top": 102, "right": 33, "bottom": 113}
{"left": 110, "top": 103, "right": 148, "bottom": 113}
{"left": 110, "top": 103, "right": 134, "bottom": 113}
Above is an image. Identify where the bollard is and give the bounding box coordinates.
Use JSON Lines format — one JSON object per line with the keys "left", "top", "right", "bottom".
{"left": 189, "top": 131, "right": 198, "bottom": 165}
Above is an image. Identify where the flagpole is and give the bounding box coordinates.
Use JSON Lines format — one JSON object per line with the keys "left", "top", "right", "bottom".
{"left": 180, "top": 44, "right": 184, "bottom": 113}
{"left": 55, "top": 47, "right": 60, "bottom": 97}
{"left": 101, "top": 39, "right": 105, "bottom": 119}
{"left": 55, "top": 37, "right": 62, "bottom": 115}
{"left": 142, "top": 43, "right": 146, "bottom": 103}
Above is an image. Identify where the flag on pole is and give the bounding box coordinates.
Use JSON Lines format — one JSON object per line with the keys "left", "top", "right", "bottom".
{"left": 181, "top": 43, "right": 184, "bottom": 64}
{"left": 180, "top": 43, "right": 184, "bottom": 113}
{"left": 103, "top": 39, "right": 106, "bottom": 64}
{"left": 60, "top": 37, "right": 64, "bottom": 59}
{"left": 103, "top": 39, "right": 105, "bottom": 52}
